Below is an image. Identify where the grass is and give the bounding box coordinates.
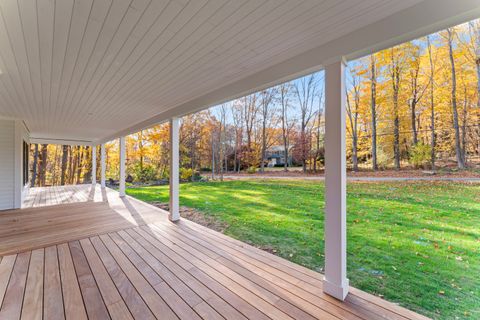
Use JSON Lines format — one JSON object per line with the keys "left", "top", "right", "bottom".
{"left": 126, "top": 180, "right": 480, "bottom": 319}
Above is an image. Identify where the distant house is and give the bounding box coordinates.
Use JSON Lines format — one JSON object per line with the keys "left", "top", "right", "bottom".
{"left": 265, "top": 146, "right": 293, "bottom": 167}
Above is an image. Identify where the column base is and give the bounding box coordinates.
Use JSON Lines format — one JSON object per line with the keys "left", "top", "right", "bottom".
{"left": 168, "top": 214, "right": 180, "bottom": 222}
{"left": 323, "top": 278, "right": 349, "bottom": 300}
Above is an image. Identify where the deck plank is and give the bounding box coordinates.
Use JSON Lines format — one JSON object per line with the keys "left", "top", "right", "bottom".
{"left": 79, "top": 238, "right": 133, "bottom": 320}
{"left": 0, "top": 186, "right": 430, "bottom": 320}
{"left": 69, "top": 240, "right": 111, "bottom": 319}
{"left": 89, "top": 236, "right": 155, "bottom": 320}
{"left": 0, "top": 254, "right": 16, "bottom": 308}
{"left": 44, "top": 246, "right": 65, "bottom": 320}
{"left": 97, "top": 234, "right": 179, "bottom": 320}
{"left": 21, "top": 249, "right": 44, "bottom": 320}
{"left": 58, "top": 243, "right": 88, "bottom": 319}
{"left": 0, "top": 252, "right": 30, "bottom": 320}
{"left": 108, "top": 232, "right": 202, "bottom": 320}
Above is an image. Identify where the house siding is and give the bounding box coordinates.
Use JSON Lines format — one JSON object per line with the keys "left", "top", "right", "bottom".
{"left": 0, "top": 119, "right": 30, "bottom": 210}
{"left": 0, "top": 120, "right": 15, "bottom": 210}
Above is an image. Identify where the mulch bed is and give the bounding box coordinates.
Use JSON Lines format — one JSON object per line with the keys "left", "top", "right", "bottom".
{"left": 150, "top": 202, "right": 229, "bottom": 233}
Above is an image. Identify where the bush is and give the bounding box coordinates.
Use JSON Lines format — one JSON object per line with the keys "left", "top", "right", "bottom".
{"left": 410, "top": 143, "right": 432, "bottom": 169}
{"left": 247, "top": 166, "right": 257, "bottom": 174}
{"left": 131, "top": 163, "right": 157, "bottom": 183}
{"left": 180, "top": 168, "right": 194, "bottom": 181}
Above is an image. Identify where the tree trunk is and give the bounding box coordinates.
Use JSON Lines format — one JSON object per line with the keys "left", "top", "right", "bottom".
{"left": 83, "top": 146, "right": 92, "bottom": 183}
{"left": 211, "top": 133, "right": 215, "bottom": 179}
{"left": 301, "top": 122, "right": 307, "bottom": 173}
{"left": 447, "top": 28, "right": 466, "bottom": 169}
{"left": 39, "top": 144, "right": 48, "bottom": 186}
{"left": 472, "top": 22, "right": 480, "bottom": 156}
{"left": 68, "top": 146, "right": 74, "bottom": 184}
{"left": 260, "top": 116, "right": 267, "bottom": 173}
{"left": 411, "top": 99, "right": 418, "bottom": 145}
{"left": 370, "top": 55, "right": 378, "bottom": 170}
{"left": 391, "top": 49, "right": 401, "bottom": 170}
{"left": 427, "top": 36, "right": 436, "bottom": 169}
{"left": 462, "top": 87, "right": 468, "bottom": 164}
{"left": 60, "top": 145, "right": 68, "bottom": 185}
{"left": 76, "top": 146, "right": 84, "bottom": 183}
{"left": 31, "top": 144, "right": 39, "bottom": 187}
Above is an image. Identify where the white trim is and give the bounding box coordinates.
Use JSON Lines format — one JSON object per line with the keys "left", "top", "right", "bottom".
{"left": 101, "top": 144, "right": 106, "bottom": 188}
{"left": 30, "top": 137, "right": 92, "bottom": 146}
{"left": 323, "top": 59, "right": 349, "bottom": 300}
{"left": 92, "top": 146, "right": 97, "bottom": 186}
{"left": 169, "top": 117, "right": 180, "bottom": 222}
{"left": 119, "top": 137, "right": 126, "bottom": 197}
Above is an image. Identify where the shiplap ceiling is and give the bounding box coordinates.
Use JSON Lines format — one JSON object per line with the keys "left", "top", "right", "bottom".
{"left": 0, "top": 0, "right": 477, "bottom": 143}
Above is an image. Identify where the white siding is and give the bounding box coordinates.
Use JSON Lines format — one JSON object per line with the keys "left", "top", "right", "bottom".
{"left": 15, "top": 120, "right": 30, "bottom": 208}
{"left": 0, "top": 120, "right": 14, "bottom": 210}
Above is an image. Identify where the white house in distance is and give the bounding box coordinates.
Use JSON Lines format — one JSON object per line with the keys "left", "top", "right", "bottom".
{"left": 0, "top": 1, "right": 478, "bottom": 318}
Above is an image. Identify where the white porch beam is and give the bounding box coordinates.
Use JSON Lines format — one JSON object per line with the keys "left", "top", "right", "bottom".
{"left": 119, "top": 137, "right": 126, "bottom": 197}
{"left": 323, "top": 57, "right": 349, "bottom": 300}
{"left": 94, "top": 0, "right": 480, "bottom": 146}
{"left": 169, "top": 117, "right": 180, "bottom": 222}
{"left": 101, "top": 144, "right": 106, "bottom": 188}
{"left": 91, "top": 146, "right": 97, "bottom": 186}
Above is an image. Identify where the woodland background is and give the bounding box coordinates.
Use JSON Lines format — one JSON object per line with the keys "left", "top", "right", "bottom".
{"left": 30, "top": 20, "right": 480, "bottom": 187}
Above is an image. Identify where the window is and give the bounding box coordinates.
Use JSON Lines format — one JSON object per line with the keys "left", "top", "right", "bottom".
{"left": 23, "top": 141, "right": 29, "bottom": 186}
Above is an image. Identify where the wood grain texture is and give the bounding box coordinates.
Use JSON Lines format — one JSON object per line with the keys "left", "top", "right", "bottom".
{"left": 0, "top": 186, "right": 430, "bottom": 320}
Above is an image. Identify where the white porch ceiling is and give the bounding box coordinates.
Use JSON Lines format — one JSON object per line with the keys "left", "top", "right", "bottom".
{"left": 0, "top": 0, "right": 478, "bottom": 144}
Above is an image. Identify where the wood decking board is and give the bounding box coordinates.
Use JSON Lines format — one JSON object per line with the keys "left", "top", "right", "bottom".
{"left": 0, "top": 185, "right": 430, "bottom": 319}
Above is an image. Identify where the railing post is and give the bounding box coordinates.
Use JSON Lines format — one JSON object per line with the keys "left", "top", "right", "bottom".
{"left": 169, "top": 117, "right": 180, "bottom": 221}
{"left": 101, "top": 144, "right": 106, "bottom": 188}
{"left": 323, "top": 57, "right": 349, "bottom": 300}
{"left": 119, "top": 137, "right": 126, "bottom": 197}
{"left": 92, "top": 145, "right": 97, "bottom": 186}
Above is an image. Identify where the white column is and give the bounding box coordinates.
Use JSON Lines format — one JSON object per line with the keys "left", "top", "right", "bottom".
{"left": 119, "top": 137, "right": 126, "bottom": 197}
{"left": 323, "top": 57, "right": 349, "bottom": 300}
{"left": 169, "top": 117, "right": 180, "bottom": 221}
{"left": 101, "top": 143, "right": 106, "bottom": 188}
{"left": 91, "top": 145, "right": 97, "bottom": 186}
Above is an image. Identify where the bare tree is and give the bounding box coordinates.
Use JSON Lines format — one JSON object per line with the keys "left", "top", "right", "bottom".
{"left": 347, "top": 70, "right": 361, "bottom": 171}
{"left": 231, "top": 103, "right": 243, "bottom": 172}
{"left": 294, "top": 74, "right": 317, "bottom": 172}
{"left": 313, "top": 88, "right": 324, "bottom": 172}
{"left": 218, "top": 104, "right": 227, "bottom": 181}
{"left": 259, "top": 88, "right": 276, "bottom": 172}
{"left": 243, "top": 94, "right": 259, "bottom": 167}
{"left": 279, "top": 83, "right": 294, "bottom": 171}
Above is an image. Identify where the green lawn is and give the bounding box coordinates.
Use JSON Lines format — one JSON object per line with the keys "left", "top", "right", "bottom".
{"left": 126, "top": 180, "right": 480, "bottom": 319}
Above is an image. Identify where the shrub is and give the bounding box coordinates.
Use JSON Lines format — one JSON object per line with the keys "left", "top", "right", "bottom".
{"left": 247, "top": 166, "right": 257, "bottom": 174}
{"left": 410, "top": 143, "right": 432, "bottom": 169}
{"left": 180, "top": 168, "right": 194, "bottom": 181}
{"left": 131, "top": 163, "right": 157, "bottom": 183}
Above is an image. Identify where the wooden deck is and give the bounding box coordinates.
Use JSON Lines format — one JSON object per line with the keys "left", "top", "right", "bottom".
{"left": 0, "top": 185, "right": 429, "bottom": 319}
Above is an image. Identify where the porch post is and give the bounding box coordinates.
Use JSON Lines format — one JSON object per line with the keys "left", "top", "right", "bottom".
{"left": 323, "top": 57, "right": 349, "bottom": 300}
{"left": 101, "top": 144, "right": 106, "bottom": 188}
{"left": 169, "top": 117, "right": 180, "bottom": 221}
{"left": 119, "top": 137, "right": 126, "bottom": 197}
{"left": 92, "top": 145, "right": 97, "bottom": 186}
